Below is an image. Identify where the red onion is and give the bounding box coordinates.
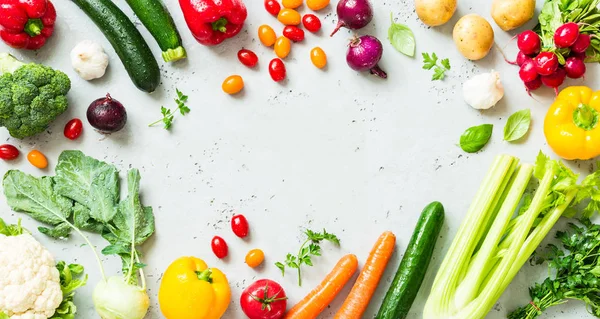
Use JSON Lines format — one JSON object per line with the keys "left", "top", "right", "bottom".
{"left": 87, "top": 93, "right": 127, "bottom": 133}
{"left": 346, "top": 35, "right": 387, "bottom": 79}
{"left": 331, "top": 0, "right": 373, "bottom": 37}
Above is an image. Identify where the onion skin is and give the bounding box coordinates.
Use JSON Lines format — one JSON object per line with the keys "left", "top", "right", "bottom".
{"left": 346, "top": 35, "right": 387, "bottom": 79}
{"left": 331, "top": 0, "right": 373, "bottom": 37}
{"left": 87, "top": 93, "right": 128, "bottom": 133}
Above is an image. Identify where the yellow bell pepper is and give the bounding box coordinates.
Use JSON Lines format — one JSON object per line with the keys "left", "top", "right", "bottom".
{"left": 544, "top": 86, "right": 600, "bottom": 160}
{"left": 158, "top": 257, "right": 231, "bottom": 319}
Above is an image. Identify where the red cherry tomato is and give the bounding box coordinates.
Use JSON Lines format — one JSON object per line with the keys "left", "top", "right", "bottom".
{"left": 302, "top": 14, "right": 322, "bottom": 33}
{"left": 211, "top": 236, "right": 229, "bottom": 259}
{"left": 283, "top": 25, "right": 305, "bottom": 42}
{"left": 0, "top": 144, "right": 19, "bottom": 160}
{"left": 264, "top": 0, "right": 281, "bottom": 16}
{"left": 269, "top": 58, "right": 286, "bottom": 82}
{"left": 231, "top": 214, "right": 249, "bottom": 238}
{"left": 64, "top": 118, "right": 83, "bottom": 140}
{"left": 238, "top": 49, "right": 259, "bottom": 68}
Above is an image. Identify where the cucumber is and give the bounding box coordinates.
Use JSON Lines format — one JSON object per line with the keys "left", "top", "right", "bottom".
{"left": 72, "top": 0, "right": 160, "bottom": 93}
{"left": 124, "top": 0, "right": 186, "bottom": 62}
{"left": 375, "top": 201, "right": 445, "bottom": 319}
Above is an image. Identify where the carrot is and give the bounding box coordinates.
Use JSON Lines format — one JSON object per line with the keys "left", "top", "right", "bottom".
{"left": 334, "top": 231, "right": 396, "bottom": 319}
{"left": 284, "top": 254, "right": 358, "bottom": 319}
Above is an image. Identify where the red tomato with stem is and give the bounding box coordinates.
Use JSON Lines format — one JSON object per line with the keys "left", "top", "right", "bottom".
{"left": 265, "top": 0, "right": 281, "bottom": 16}
{"left": 240, "top": 279, "right": 287, "bottom": 319}
{"left": 283, "top": 26, "right": 304, "bottom": 42}
{"left": 211, "top": 236, "right": 228, "bottom": 258}
{"left": 64, "top": 118, "right": 83, "bottom": 140}
{"left": 0, "top": 144, "right": 19, "bottom": 160}
{"left": 302, "top": 14, "right": 321, "bottom": 33}
{"left": 269, "top": 58, "right": 286, "bottom": 82}
{"left": 238, "top": 49, "right": 259, "bottom": 67}
{"left": 231, "top": 214, "right": 249, "bottom": 238}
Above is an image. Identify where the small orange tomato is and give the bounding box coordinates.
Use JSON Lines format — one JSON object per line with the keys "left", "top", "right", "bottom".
{"left": 27, "top": 150, "right": 48, "bottom": 169}
{"left": 306, "top": 0, "right": 329, "bottom": 11}
{"left": 274, "top": 36, "right": 291, "bottom": 59}
{"left": 310, "top": 47, "right": 327, "bottom": 68}
{"left": 245, "top": 249, "right": 265, "bottom": 268}
{"left": 277, "top": 8, "right": 301, "bottom": 26}
{"left": 282, "top": 0, "right": 302, "bottom": 9}
{"left": 222, "top": 75, "right": 244, "bottom": 94}
{"left": 258, "top": 25, "right": 277, "bottom": 47}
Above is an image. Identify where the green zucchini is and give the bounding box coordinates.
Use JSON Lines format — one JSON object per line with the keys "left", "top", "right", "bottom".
{"left": 375, "top": 201, "right": 445, "bottom": 319}
{"left": 72, "top": 0, "right": 160, "bottom": 93}
{"left": 124, "top": 0, "right": 186, "bottom": 62}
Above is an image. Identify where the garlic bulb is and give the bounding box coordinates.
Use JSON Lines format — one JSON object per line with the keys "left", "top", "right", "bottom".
{"left": 70, "top": 40, "right": 109, "bottom": 81}
{"left": 462, "top": 71, "right": 504, "bottom": 110}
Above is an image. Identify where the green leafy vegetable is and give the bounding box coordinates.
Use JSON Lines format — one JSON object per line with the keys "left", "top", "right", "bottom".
{"left": 459, "top": 124, "right": 493, "bottom": 153}
{"left": 422, "top": 52, "right": 451, "bottom": 81}
{"left": 504, "top": 109, "right": 531, "bottom": 142}
{"left": 275, "top": 229, "right": 340, "bottom": 286}
{"left": 0, "top": 218, "right": 24, "bottom": 236}
{"left": 389, "top": 13, "right": 415, "bottom": 57}
{"left": 51, "top": 262, "right": 87, "bottom": 319}
{"left": 149, "top": 89, "right": 190, "bottom": 129}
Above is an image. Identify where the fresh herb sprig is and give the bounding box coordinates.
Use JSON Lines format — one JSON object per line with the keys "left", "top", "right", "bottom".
{"left": 422, "top": 52, "right": 451, "bottom": 81}
{"left": 275, "top": 229, "right": 340, "bottom": 286}
{"left": 149, "top": 89, "right": 190, "bottom": 130}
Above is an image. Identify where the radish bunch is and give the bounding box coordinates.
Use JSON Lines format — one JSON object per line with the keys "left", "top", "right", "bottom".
{"left": 513, "top": 23, "right": 590, "bottom": 95}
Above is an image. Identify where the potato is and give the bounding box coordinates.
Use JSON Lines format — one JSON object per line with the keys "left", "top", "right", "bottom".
{"left": 415, "top": 0, "right": 457, "bottom": 27}
{"left": 453, "top": 14, "right": 495, "bottom": 60}
{"left": 491, "top": 0, "right": 535, "bottom": 31}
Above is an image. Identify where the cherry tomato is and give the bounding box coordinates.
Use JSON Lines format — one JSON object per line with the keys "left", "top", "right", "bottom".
{"left": 27, "top": 150, "right": 48, "bottom": 169}
{"left": 245, "top": 249, "right": 265, "bottom": 268}
{"left": 258, "top": 25, "right": 277, "bottom": 47}
{"left": 274, "top": 36, "right": 291, "bottom": 59}
{"left": 283, "top": 25, "right": 305, "bottom": 42}
{"left": 264, "top": 0, "right": 281, "bottom": 16}
{"left": 282, "top": 0, "right": 302, "bottom": 9}
{"left": 0, "top": 144, "right": 19, "bottom": 160}
{"left": 277, "top": 8, "right": 301, "bottom": 26}
{"left": 238, "top": 49, "right": 259, "bottom": 67}
{"left": 306, "top": 0, "right": 329, "bottom": 10}
{"left": 240, "top": 279, "right": 287, "bottom": 319}
{"left": 64, "top": 118, "right": 83, "bottom": 140}
{"left": 302, "top": 14, "right": 322, "bottom": 33}
{"left": 269, "top": 58, "right": 287, "bottom": 82}
{"left": 310, "top": 46, "right": 327, "bottom": 68}
{"left": 211, "top": 236, "right": 228, "bottom": 259}
{"left": 231, "top": 214, "right": 249, "bottom": 237}
{"left": 222, "top": 75, "right": 244, "bottom": 95}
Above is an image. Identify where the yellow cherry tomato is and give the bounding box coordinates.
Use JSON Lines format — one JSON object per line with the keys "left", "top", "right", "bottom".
{"left": 245, "top": 249, "right": 265, "bottom": 268}
{"left": 277, "top": 8, "right": 301, "bottom": 26}
{"left": 282, "top": 0, "right": 303, "bottom": 9}
{"left": 307, "top": 0, "right": 329, "bottom": 11}
{"left": 310, "top": 46, "right": 327, "bottom": 68}
{"left": 274, "top": 36, "right": 291, "bottom": 59}
{"left": 222, "top": 75, "right": 244, "bottom": 95}
{"left": 27, "top": 150, "right": 48, "bottom": 169}
{"left": 258, "top": 25, "right": 277, "bottom": 47}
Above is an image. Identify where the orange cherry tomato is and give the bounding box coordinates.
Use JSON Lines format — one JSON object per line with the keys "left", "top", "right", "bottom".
{"left": 258, "top": 25, "right": 277, "bottom": 47}
{"left": 27, "top": 150, "right": 48, "bottom": 169}
{"left": 245, "top": 249, "right": 265, "bottom": 268}
{"left": 306, "top": 0, "right": 329, "bottom": 11}
{"left": 277, "top": 8, "right": 301, "bottom": 26}
{"left": 274, "top": 36, "right": 291, "bottom": 59}
{"left": 310, "top": 46, "right": 327, "bottom": 68}
{"left": 282, "top": 0, "right": 302, "bottom": 9}
{"left": 222, "top": 75, "right": 244, "bottom": 95}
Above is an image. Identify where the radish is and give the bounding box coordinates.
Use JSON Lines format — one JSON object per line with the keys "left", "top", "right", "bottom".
{"left": 534, "top": 52, "right": 558, "bottom": 76}
{"left": 331, "top": 0, "right": 373, "bottom": 37}
{"left": 564, "top": 57, "right": 586, "bottom": 79}
{"left": 517, "top": 30, "right": 541, "bottom": 55}
{"left": 554, "top": 22, "right": 580, "bottom": 48}
{"left": 572, "top": 51, "right": 587, "bottom": 61}
{"left": 519, "top": 59, "right": 538, "bottom": 83}
{"left": 525, "top": 77, "right": 542, "bottom": 91}
{"left": 571, "top": 33, "right": 591, "bottom": 53}
{"left": 516, "top": 51, "right": 531, "bottom": 66}
{"left": 541, "top": 68, "right": 566, "bottom": 96}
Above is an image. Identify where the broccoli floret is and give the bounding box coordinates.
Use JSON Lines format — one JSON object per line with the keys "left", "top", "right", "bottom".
{"left": 0, "top": 53, "right": 71, "bottom": 139}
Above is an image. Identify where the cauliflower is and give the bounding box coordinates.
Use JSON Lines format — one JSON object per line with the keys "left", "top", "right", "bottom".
{"left": 0, "top": 233, "right": 62, "bottom": 319}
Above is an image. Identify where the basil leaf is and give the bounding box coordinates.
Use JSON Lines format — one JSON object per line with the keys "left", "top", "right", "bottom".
{"left": 459, "top": 124, "right": 493, "bottom": 153}
{"left": 389, "top": 13, "right": 415, "bottom": 57}
{"left": 504, "top": 109, "right": 531, "bottom": 142}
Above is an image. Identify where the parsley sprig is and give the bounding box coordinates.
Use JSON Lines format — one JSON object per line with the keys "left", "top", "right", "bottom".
{"left": 149, "top": 89, "right": 190, "bottom": 129}
{"left": 422, "top": 52, "right": 451, "bottom": 81}
{"left": 275, "top": 229, "right": 340, "bottom": 286}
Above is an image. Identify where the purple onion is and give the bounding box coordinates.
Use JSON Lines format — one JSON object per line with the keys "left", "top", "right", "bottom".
{"left": 87, "top": 93, "right": 127, "bottom": 133}
{"left": 330, "top": 0, "right": 373, "bottom": 37}
{"left": 346, "top": 35, "right": 387, "bottom": 79}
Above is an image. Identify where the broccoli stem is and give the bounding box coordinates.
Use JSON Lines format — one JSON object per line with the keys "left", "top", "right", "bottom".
{"left": 0, "top": 53, "right": 25, "bottom": 74}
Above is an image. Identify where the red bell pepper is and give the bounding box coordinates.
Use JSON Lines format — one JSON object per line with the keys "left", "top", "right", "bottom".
{"left": 179, "top": 0, "right": 247, "bottom": 46}
{"left": 0, "top": 0, "right": 56, "bottom": 50}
